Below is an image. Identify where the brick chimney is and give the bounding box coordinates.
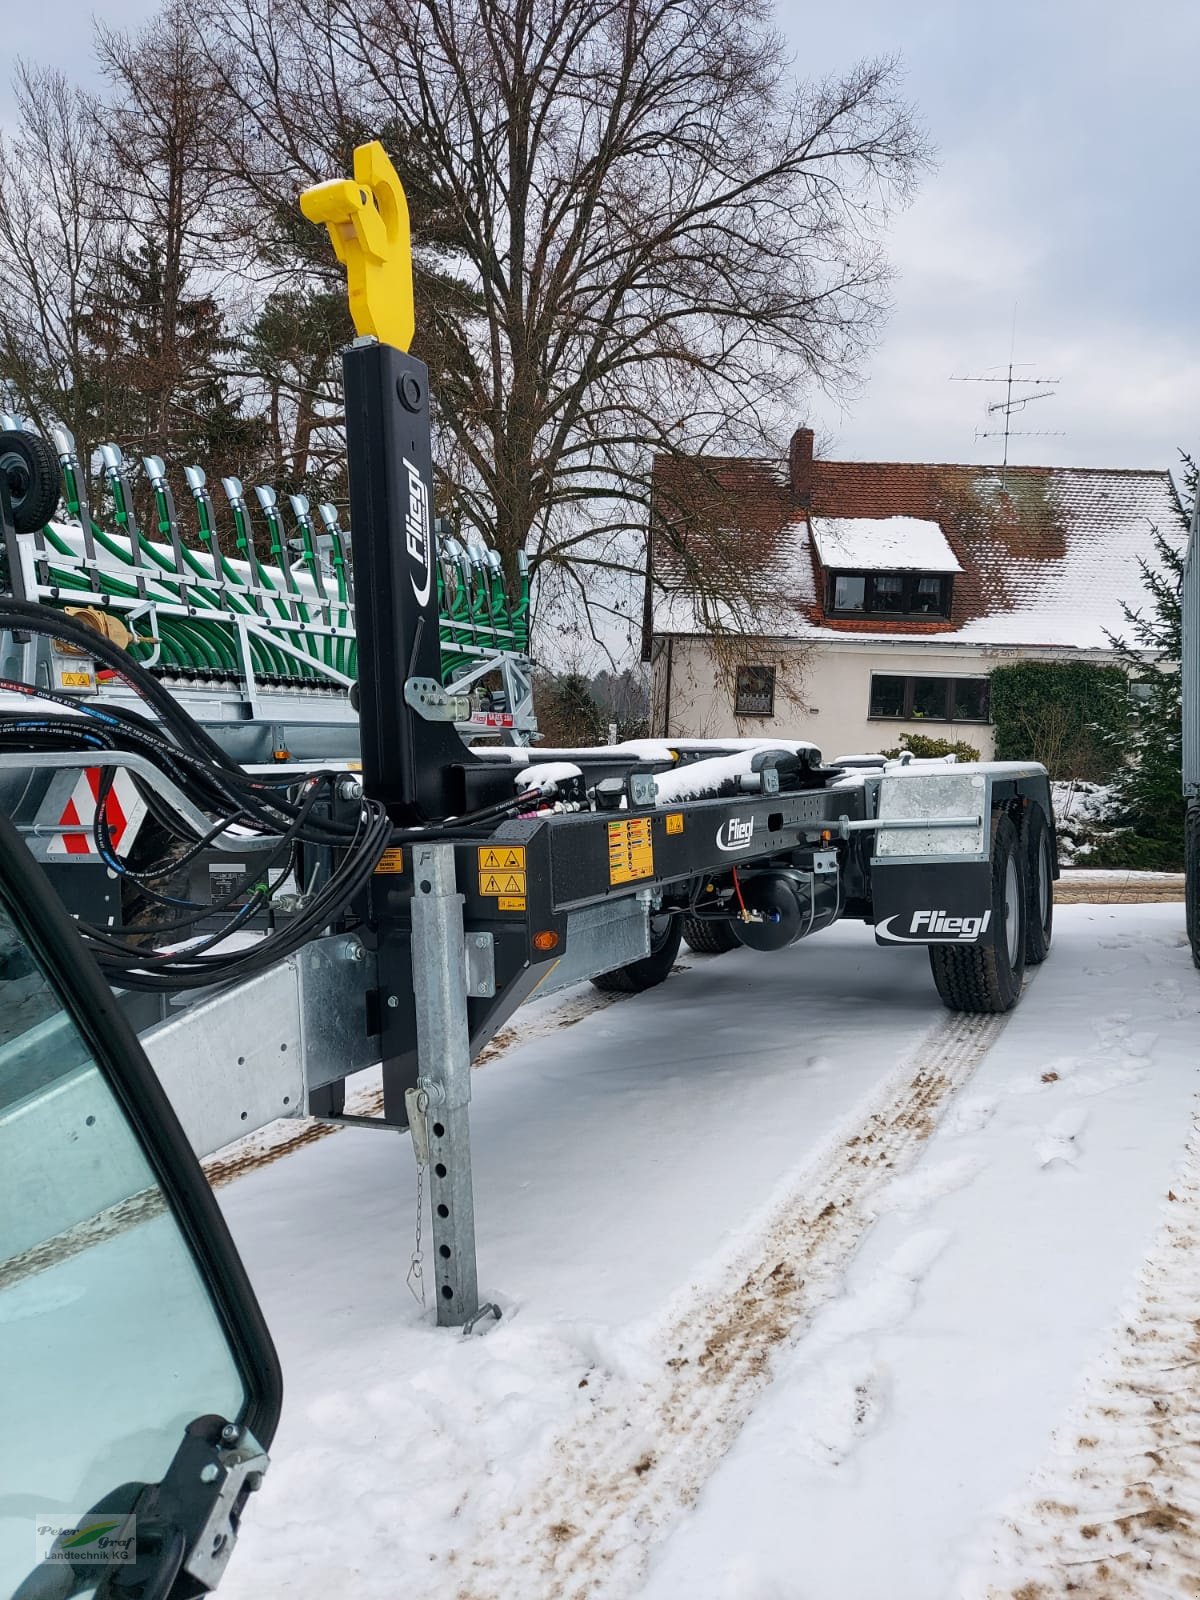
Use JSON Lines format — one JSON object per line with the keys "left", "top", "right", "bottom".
{"left": 789, "top": 427, "right": 814, "bottom": 508}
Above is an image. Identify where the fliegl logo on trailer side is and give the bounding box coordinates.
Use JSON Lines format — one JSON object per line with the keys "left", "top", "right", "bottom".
{"left": 715, "top": 815, "right": 755, "bottom": 852}
{"left": 876, "top": 909, "right": 993, "bottom": 944}
{"left": 403, "top": 456, "right": 432, "bottom": 605}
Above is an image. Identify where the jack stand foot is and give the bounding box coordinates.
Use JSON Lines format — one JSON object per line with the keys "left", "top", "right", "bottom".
{"left": 462, "top": 1303, "right": 502, "bottom": 1337}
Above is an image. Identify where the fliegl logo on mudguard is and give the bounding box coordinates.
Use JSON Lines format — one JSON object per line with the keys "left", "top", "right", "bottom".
{"left": 403, "top": 456, "right": 432, "bottom": 606}
{"left": 715, "top": 815, "right": 755, "bottom": 851}
{"left": 877, "top": 909, "right": 993, "bottom": 943}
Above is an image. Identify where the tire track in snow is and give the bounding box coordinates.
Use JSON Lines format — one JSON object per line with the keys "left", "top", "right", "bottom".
{"left": 966, "top": 1099, "right": 1200, "bottom": 1600}
{"left": 451, "top": 1001, "right": 1020, "bottom": 1600}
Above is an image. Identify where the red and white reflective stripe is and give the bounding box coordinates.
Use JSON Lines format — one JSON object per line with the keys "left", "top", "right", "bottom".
{"left": 48, "top": 767, "right": 148, "bottom": 858}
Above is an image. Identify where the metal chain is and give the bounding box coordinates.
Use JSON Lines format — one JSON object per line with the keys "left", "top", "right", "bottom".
{"left": 406, "top": 1087, "right": 429, "bottom": 1308}
{"left": 406, "top": 1163, "right": 425, "bottom": 1307}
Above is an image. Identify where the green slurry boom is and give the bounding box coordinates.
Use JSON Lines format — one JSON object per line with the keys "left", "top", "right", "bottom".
{"left": 0, "top": 420, "right": 530, "bottom": 700}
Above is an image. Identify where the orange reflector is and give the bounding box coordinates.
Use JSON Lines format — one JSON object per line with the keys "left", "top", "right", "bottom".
{"left": 820, "top": 829, "right": 832, "bottom": 843}
{"left": 532, "top": 930, "right": 559, "bottom": 952}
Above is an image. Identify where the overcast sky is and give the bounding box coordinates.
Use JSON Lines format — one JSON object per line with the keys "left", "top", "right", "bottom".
{"left": 785, "top": 0, "right": 1200, "bottom": 476}
{"left": 9, "top": 0, "right": 1199, "bottom": 478}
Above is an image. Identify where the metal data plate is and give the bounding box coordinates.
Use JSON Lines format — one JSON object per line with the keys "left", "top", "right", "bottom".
{"left": 873, "top": 772, "right": 988, "bottom": 863}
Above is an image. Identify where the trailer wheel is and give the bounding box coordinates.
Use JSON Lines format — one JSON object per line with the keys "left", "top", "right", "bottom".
{"left": 929, "top": 813, "right": 1027, "bottom": 1014}
{"left": 1023, "top": 806, "right": 1054, "bottom": 965}
{"left": 681, "top": 914, "right": 740, "bottom": 954}
{"left": 0, "top": 429, "right": 61, "bottom": 535}
{"left": 592, "top": 912, "right": 683, "bottom": 994}
{"left": 1186, "top": 802, "right": 1200, "bottom": 969}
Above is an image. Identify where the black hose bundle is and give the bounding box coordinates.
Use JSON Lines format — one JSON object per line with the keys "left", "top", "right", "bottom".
{"left": 0, "top": 599, "right": 540, "bottom": 991}
{"left": 0, "top": 599, "right": 392, "bottom": 988}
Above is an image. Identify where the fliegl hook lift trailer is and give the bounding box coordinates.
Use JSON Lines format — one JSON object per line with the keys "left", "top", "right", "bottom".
{"left": 0, "top": 141, "right": 1057, "bottom": 1346}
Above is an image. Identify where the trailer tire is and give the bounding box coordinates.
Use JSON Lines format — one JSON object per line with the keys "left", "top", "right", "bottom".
{"left": 0, "top": 429, "right": 61, "bottom": 535}
{"left": 1023, "top": 806, "right": 1054, "bottom": 965}
{"left": 929, "top": 813, "right": 1027, "bottom": 1014}
{"left": 591, "top": 912, "right": 683, "bottom": 994}
{"left": 681, "top": 914, "right": 740, "bottom": 954}
{"left": 1186, "top": 802, "right": 1200, "bottom": 969}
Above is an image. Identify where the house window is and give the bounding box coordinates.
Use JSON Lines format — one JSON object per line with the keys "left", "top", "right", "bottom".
{"left": 868, "top": 674, "right": 990, "bottom": 723}
{"left": 734, "top": 664, "right": 775, "bottom": 717}
{"left": 827, "top": 572, "right": 952, "bottom": 619}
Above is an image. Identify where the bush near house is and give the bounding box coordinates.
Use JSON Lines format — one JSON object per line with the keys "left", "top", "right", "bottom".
{"left": 533, "top": 669, "right": 650, "bottom": 747}
{"left": 989, "top": 661, "right": 1125, "bottom": 782}
{"left": 881, "top": 733, "right": 981, "bottom": 762}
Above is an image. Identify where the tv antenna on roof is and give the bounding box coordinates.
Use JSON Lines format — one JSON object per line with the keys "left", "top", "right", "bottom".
{"left": 951, "top": 361, "right": 1063, "bottom": 491}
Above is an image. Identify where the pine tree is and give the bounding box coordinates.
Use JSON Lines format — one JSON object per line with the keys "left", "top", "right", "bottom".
{"left": 1098, "top": 453, "right": 1196, "bottom": 869}
{"left": 535, "top": 672, "right": 608, "bottom": 748}
{"left": 80, "top": 241, "right": 263, "bottom": 485}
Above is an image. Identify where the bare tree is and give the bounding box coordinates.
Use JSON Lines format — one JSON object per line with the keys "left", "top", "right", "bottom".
{"left": 0, "top": 14, "right": 264, "bottom": 494}
{"left": 84, "top": 5, "right": 266, "bottom": 477}
{"left": 191, "top": 0, "right": 929, "bottom": 646}
{"left": 0, "top": 65, "right": 111, "bottom": 436}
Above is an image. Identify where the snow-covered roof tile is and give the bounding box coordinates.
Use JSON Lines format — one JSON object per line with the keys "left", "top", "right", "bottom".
{"left": 647, "top": 453, "right": 1186, "bottom": 653}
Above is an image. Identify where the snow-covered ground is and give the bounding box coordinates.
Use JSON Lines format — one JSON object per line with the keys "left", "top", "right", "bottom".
{"left": 214, "top": 903, "right": 1200, "bottom": 1600}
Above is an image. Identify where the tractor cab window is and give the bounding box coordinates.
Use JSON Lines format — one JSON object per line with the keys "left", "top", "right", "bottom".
{"left": 0, "top": 900, "right": 245, "bottom": 1592}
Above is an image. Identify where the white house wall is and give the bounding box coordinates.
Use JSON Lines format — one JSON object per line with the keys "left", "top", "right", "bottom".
{"left": 651, "top": 636, "right": 1122, "bottom": 764}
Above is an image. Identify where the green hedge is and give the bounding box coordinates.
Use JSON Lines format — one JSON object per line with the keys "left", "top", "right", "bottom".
{"left": 989, "top": 661, "right": 1126, "bottom": 780}
{"left": 881, "top": 732, "right": 981, "bottom": 762}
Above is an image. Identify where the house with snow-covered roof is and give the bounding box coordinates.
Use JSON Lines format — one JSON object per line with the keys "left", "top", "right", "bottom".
{"left": 642, "top": 428, "right": 1187, "bottom": 761}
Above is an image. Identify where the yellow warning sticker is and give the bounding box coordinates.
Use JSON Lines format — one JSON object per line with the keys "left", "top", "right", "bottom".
{"left": 478, "top": 845, "right": 526, "bottom": 872}
{"left": 374, "top": 846, "right": 405, "bottom": 874}
{"left": 608, "top": 816, "right": 654, "bottom": 885}
{"left": 498, "top": 895, "right": 526, "bottom": 911}
{"left": 479, "top": 870, "right": 526, "bottom": 897}
{"left": 60, "top": 671, "right": 93, "bottom": 688}
{"left": 666, "top": 812, "right": 684, "bottom": 835}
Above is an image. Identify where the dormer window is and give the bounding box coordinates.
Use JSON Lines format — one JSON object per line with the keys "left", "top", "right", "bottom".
{"left": 812, "top": 516, "right": 962, "bottom": 623}
{"left": 827, "top": 571, "right": 952, "bottom": 619}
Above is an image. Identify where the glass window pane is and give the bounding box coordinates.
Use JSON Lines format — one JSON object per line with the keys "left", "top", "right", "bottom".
{"left": 952, "top": 679, "right": 989, "bottom": 721}
{"left": 0, "top": 903, "right": 246, "bottom": 1591}
{"left": 911, "top": 677, "right": 951, "bottom": 719}
{"left": 869, "top": 675, "right": 907, "bottom": 718}
{"left": 832, "top": 574, "right": 865, "bottom": 612}
{"left": 870, "top": 574, "right": 904, "bottom": 612}
{"left": 911, "top": 576, "right": 948, "bottom": 615}
{"left": 735, "top": 664, "right": 775, "bottom": 717}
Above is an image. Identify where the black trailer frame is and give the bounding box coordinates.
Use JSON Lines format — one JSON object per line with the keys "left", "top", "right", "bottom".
{"left": 312, "top": 334, "right": 1054, "bottom": 1325}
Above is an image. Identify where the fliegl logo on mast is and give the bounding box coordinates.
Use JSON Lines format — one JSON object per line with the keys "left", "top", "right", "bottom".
{"left": 402, "top": 457, "right": 432, "bottom": 606}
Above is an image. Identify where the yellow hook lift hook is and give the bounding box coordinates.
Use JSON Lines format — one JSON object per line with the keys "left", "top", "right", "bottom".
{"left": 299, "top": 141, "right": 415, "bottom": 354}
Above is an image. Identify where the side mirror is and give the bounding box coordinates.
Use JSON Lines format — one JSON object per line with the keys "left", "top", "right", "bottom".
{"left": 0, "top": 808, "right": 281, "bottom": 1598}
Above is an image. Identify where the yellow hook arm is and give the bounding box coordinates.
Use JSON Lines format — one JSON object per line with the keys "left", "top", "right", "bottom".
{"left": 300, "top": 141, "right": 415, "bottom": 353}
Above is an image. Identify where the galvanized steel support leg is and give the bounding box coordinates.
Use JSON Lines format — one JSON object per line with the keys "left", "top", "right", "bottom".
{"left": 409, "top": 842, "right": 498, "bottom": 1331}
